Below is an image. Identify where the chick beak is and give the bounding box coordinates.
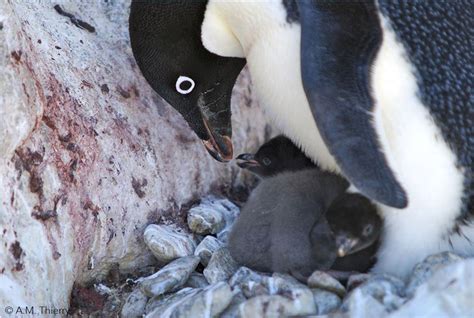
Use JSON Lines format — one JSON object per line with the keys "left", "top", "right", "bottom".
{"left": 236, "top": 153, "right": 261, "bottom": 169}
{"left": 337, "top": 237, "right": 360, "bottom": 257}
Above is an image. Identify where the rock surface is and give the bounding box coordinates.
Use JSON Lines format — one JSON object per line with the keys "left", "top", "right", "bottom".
{"left": 0, "top": 0, "right": 269, "bottom": 309}
{"left": 204, "top": 248, "right": 240, "bottom": 284}
{"left": 194, "top": 235, "right": 224, "bottom": 266}
{"left": 139, "top": 256, "right": 200, "bottom": 297}
{"left": 308, "top": 270, "right": 346, "bottom": 297}
{"left": 144, "top": 224, "right": 197, "bottom": 263}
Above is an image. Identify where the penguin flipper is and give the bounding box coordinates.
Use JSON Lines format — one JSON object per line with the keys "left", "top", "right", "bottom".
{"left": 297, "top": 0, "right": 408, "bottom": 208}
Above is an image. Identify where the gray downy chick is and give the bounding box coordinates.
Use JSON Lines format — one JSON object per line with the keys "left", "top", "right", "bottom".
{"left": 234, "top": 135, "right": 382, "bottom": 276}
{"left": 228, "top": 169, "right": 350, "bottom": 281}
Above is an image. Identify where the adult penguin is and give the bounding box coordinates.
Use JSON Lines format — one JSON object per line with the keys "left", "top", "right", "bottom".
{"left": 129, "top": 1, "right": 473, "bottom": 279}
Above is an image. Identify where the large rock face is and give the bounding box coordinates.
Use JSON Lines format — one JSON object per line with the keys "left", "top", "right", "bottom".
{"left": 0, "top": 1, "right": 270, "bottom": 309}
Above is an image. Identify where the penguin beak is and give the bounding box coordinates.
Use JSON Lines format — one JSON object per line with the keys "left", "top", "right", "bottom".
{"left": 236, "top": 153, "right": 261, "bottom": 169}
{"left": 336, "top": 236, "right": 360, "bottom": 257}
{"left": 201, "top": 117, "right": 233, "bottom": 162}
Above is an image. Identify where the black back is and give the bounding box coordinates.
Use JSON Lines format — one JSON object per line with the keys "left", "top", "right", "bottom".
{"left": 378, "top": 0, "right": 474, "bottom": 220}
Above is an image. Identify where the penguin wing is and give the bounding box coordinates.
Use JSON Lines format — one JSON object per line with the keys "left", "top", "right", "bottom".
{"left": 296, "top": 0, "right": 408, "bottom": 208}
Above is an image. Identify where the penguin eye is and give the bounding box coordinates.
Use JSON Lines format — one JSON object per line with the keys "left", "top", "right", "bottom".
{"left": 176, "top": 76, "right": 195, "bottom": 95}
{"left": 363, "top": 224, "right": 374, "bottom": 236}
{"left": 262, "top": 157, "right": 271, "bottom": 166}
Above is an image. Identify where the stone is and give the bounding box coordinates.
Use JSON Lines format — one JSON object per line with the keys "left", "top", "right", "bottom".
{"left": 184, "top": 272, "right": 209, "bottom": 289}
{"left": 308, "top": 270, "right": 346, "bottom": 297}
{"left": 220, "top": 289, "right": 247, "bottom": 318}
{"left": 229, "top": 267, "right": 270, "bottom": 298}
{"left": 236, "top": 273, "right": 317, "bottom": 317}
{"left": 121, "top": 288, "right": 148, "bottom": 318}
{"left": 311, "top": 288, "right": 342, "bottom": 315}
{"left": 342, "top": 274, "right": 406, "bottom": 312}
{"left": 391, "top": 259, "right": 474, "bottom": 318}
{"left": 191, "top": 196, "right": 240, "bottom": 244}
{"left": 406, "top": 252, "right": 463, "bottom": 298}
{"left": 0, "top": 0, "right": 267, "bottom": 308}
{"left": 204, "top": 248, "right": 239, "bottom": 284}
{"left": 239, "top": 294, "right": 316, "bottom": 318}
{"left": 145, "top": 288, "right": 198, "bottom": 315}
{"left": 147, "top": 282, "right": 234, "bottom": 318}
{"left": 344, "top": 289, "right": 389, "bottom": 318}
{"left": 139, "top": 256, "right": 200, "bottom": 297}
{"left": 347, "top": 274, "right": 372, "bottom": 291}
{"left": 194, "top": 236, "right": 224, "bottom": 266}
{"left": 144, "top": 224, "right": 197, "bottom": 264}
{"left": 187, "top": 204, "right": 225, "bottom": 235}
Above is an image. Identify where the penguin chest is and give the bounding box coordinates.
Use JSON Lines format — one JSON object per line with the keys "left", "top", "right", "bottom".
{"left": 246, "top": 25, "right": 339, "bottom": 172}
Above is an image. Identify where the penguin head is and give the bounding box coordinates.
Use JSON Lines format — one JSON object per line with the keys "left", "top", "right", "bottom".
{"left": 236, "top": 135, "right": 317, "bottom": 177}
{"left": 129, "top": 1, "right": 245, "bottom": 162}
{"left": 326, "top": 193, "right": 382, "bottom": 257}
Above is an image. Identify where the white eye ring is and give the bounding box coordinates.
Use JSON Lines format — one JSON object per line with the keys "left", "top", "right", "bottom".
{"left": 176, "top": 76, "right": 195, "bottom": 95}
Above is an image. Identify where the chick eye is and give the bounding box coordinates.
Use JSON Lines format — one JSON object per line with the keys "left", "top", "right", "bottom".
{"left": 262, "top": 157, "right": 271, "bottom": 166}
{"left": 363, "top": 224, "right": 373, "bottom": 236}
{"left": 176, "top": 76, "right": 195, "bottom": 95}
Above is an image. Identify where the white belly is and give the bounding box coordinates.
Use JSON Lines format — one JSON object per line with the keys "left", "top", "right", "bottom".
{"left": 246, "top": 24, "right": 339, "bottom": 173}
{"left": 370, "top": 17, "right": 468, "bottom": 278}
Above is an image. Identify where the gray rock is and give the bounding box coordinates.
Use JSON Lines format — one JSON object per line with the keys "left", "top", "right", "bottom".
{"left": 147, "top": 282, "right": 234, "bottom": 318}
{"left": 220, "top": 289, "right": 247, "bottom": 318}
{"left": 344, "top": 289, "right": 389, "bottom": 318}
{"left": 390, "top": 259, "right": 474, "bottom": 318}
{"left": 308, "top": 270, "right": 346, "bottom": 297}
{"left": 239, "top": 293, "right": 316, "bottom": 318}
{"left": 121, "top": 288, "right": 148, "bottom": 318}
{"left": 204, "top": 248, "right": 240, "bottom": 284}
{"left": 144, "top": 224, "right": 198, "bottom": 263}
{"left": 311, "top": 288, "right": 342, "bottom": 315}
{"left": 139, "top": 256, "right": 200, "bottom": 297}
{"left": 185, "top": 272, "right": 209, "bottom": 289}
{"left": 188, "top": 203, "right": 226, "bottom": 235}
{"left": 347, "top": 273, "right": 372, "bottom": 291}
{"left": 194, "top": 236, "right": 224, "bottom": 266}
{"left": 342, "top": 274, "right": 406, "bottom": 312}
{"left": 406, "top": 252, "right": 463, "bottom": 298}
{"left": 192, "top": 196, "right": 239, "bottom": 244}
{"left": 229, "top": 267, "right": 270, "bottom": 298}
{"left": 145, "top": 288, "right": 199, "bottom": 315}
{"left": 241, "top": 273, "right": 317, "bottom": 317}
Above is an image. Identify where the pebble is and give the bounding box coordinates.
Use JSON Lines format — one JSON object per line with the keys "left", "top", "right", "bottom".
{"left": 147, "top": 282, "right": 234, "bottom": 318}
{"left": 145, "top": 288, "right": 198, "bottom": 315}
{"left": 139, "top": 256, "right": 200, "bottom": 297}
{"left": 311, "top": 288, "right": 342, "bottom": 315}
{"left": 347, "top": 273, "right": 372, "bottom": 291}
{"left": 229, "top": 267, "right": 269, "bottom": 298}
{"left": 342, "top": 274, "right": 406, "bottom": 312}
{"left": 144, "top": 224, "right": 197, "bottom": 263}
{"left": 344, "top": 289, "right": 389, "bottom": 318}
{"left": 195, "top": 196, "right": 240, "bottom": 244}
{"left": 121, "top": 288, "right": 148, "bottom": 318}
{"left": 194, "top": 235, "right": 224, "bottom": 266}
{"left": 220, "top": 289, "right": 247, "bottom": 318}
{"left": 406, "top": 251, "right": 463, "bottom": 298}
{"left": 185, "top": 272, "right": 209, "bottom": 289}
{"left": 187, "top": 203, "right": 225, "bottom": 235}
{"left": 204, "top": 247, "right": 239, "bottom": 284}
{"left": 307, "top": 270, "right": 346, "bottom": 297}
{"left": 240, "top": 273, "right": 317, "bottom": 317}
{"left": 391, "top": 259, "right": 474, "bottom": 318}
{"left": 239, "top": 293, "right": 316, "bottom": 318}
